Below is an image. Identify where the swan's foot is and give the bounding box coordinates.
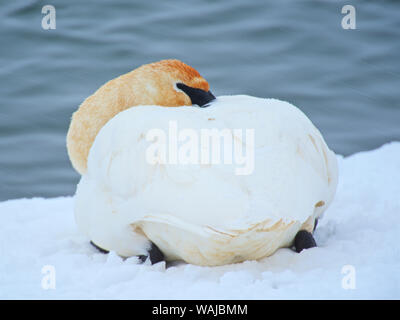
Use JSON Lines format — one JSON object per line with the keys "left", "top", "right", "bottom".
{"left": 138, "top": 242, "right": 165, "bottom": 264}
{"left": 294, "top": 230, "right": 317, "bottom": 253}
{"left": 90, "top": 241, "right": 164, "bottom": 265}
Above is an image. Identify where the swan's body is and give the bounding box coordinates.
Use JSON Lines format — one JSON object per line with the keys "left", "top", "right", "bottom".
{"left": 74, "top": 95, "right": 338, "bottom": 266}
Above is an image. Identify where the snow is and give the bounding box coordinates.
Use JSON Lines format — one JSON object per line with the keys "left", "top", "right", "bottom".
{"left": 1, "top": 142, "right": 399, "bottom": 299}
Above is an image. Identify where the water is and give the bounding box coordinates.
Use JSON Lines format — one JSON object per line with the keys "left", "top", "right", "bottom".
{"left": 1, "top": 0, "right": 399, "bottom": 201}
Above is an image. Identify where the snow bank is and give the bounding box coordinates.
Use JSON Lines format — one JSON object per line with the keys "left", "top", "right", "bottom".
{"left": 1, "top": 143, "right": 399, "bottom": 299}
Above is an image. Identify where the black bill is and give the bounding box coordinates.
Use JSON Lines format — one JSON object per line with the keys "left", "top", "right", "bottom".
{"left": 176, "top": 83, "right": 215, "bottom": 107}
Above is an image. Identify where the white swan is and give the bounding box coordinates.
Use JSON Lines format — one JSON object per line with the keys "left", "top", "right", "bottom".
{"left": 72, "top": 84, "right": 338, "bottom": 265}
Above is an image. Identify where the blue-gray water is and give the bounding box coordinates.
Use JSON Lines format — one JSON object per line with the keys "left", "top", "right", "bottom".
{"left": 0, "top": 1, "right": 399, "bottom": 201}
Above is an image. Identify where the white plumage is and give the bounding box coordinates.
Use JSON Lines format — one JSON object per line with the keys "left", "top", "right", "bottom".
{"left": 74, "top": 95, "right": 338, "bottom": 266}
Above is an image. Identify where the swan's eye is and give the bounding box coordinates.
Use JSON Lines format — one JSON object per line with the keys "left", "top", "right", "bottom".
{"left": 176, "top": 83, "right": 215, "bottom": 108}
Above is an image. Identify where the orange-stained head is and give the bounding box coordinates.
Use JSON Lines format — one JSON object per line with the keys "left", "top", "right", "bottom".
{"left": 66, "top": 59, "right": 214, "bottom": 175}
{"left": 131, "top": 59, "right": 214, "bottom": 107}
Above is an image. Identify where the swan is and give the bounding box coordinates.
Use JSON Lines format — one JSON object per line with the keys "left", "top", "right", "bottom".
{"left": 68, "top": 60, "right": 338, "bottom": 266}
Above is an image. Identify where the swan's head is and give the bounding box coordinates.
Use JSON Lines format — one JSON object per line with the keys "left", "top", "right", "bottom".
{"left": 136, "top": 59, "right": 215, "bottom": 107}
{"left": 67, "top": 59, "right": 215, "bottom": 175}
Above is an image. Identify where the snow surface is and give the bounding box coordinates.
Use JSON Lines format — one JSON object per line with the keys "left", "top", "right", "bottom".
{"left": 1, "top": 142, "right": 399, "bottom": 299}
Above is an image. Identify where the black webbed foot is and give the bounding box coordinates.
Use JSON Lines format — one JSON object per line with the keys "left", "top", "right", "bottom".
{"left": 140, "top": 242, "right": 165, "bottom": 264}
{"left": 90, "top": 240, "right": 164, "bottom": 265}
{"left": 294, "top": 230, "right": 317, "bottom": 253}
